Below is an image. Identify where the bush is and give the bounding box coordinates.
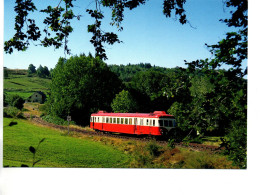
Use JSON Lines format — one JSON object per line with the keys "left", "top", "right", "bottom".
{"left": 167, "top": 139, "right": 175, "bottom": 149}
{"left": 4, "top": 107, "right": 24, "bottom": 118}
{"left": 221, "top": 121, "right": 247, "bottom": 169}
{"left": 146, "top": 140, "right": 162, "bottom": 157}
{"left": 42, "top": 115, "right": 75, "bottom": 126}
{"left": 181, "top": 151, "right": 236, "bottom": 169}
{"left": 7, "top": 94, "right": 25, "bottom": 109}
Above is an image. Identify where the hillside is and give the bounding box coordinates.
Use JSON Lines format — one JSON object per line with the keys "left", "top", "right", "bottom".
{"left": 4, "top": 69, "right": 51, "bottom": 99}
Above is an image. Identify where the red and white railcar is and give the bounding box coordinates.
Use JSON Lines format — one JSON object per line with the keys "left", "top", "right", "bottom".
{"left": 90, "top": 111, "right": 176, "bottom": 136}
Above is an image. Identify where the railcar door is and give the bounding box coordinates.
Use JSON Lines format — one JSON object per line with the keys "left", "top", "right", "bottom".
{"left": 134, "top": 118, "right": 137, "bottom": 134}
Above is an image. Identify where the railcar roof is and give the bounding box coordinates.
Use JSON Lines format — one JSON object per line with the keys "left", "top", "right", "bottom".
{"left": 91, "top": 111, "right": 174, "bottom": 118}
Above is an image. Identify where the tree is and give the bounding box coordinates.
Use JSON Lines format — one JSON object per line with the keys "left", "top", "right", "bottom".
{"left": 36, "top": 65, "right": 44, "bottom": 77}
{"left": 4, "top": 67, "right": 9, "bottom": 78}
{"left": 28, "top": 64, "right": 36, "bottom": 75}
{"left": 43, "top": 66, "right": 50, "bottom": 78}
{"left": 111, "top": 90, "right": 138, "bottom": 113}
{"left": 131, "top": 71, "right": 170, "bottom": 100}
{"left": 47, "top": 54, "right": 122, "bottom": 125}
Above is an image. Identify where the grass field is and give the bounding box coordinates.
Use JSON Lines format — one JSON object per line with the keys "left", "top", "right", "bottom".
{"left": 3, "top": 117, "right": 237, "bottom": 168}
{"left": 3, "top": 118, "right": 130, "bottom": 168}
{"left": 4, "top": 74, "right": 51, "bottom": 99}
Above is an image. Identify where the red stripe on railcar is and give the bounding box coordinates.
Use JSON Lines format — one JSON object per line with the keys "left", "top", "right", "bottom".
{"left": 90, "top": 122, "right": 162, "bottom": 136}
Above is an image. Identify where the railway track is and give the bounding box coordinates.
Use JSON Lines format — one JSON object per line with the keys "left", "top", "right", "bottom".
{"left": 28, "top": 115, "right": 224, "bottom": 153}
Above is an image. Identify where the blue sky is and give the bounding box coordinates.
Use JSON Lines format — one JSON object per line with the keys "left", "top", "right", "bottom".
{"left": 3, "top": 0, "right": 241, "bottom": 70}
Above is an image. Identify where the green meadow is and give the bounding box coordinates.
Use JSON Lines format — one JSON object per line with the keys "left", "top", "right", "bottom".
{"left": 4, "top": 74, "right": 51, "bottom": 99}
{"left": 3, "top": 118, "right": 130, "bottom": 168}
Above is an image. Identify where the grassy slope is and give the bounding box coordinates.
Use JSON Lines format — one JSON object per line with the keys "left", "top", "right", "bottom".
{"left": 3, "top": 118, "right": 130, "bottom": 168}
{"left": 4, "top": 74, "right": 51, "bottom": 99}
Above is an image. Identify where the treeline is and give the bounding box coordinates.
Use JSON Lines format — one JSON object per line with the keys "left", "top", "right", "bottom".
{"left": 27, "top": 64, "right": 52, "bottom": 78}
{"left": 108, "top": 63, "right": 174, "bottom": 82}
{"left": 4, "top": 65, "right": 52, "bottom": 79}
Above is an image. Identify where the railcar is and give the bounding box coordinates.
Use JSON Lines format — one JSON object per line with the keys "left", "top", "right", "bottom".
{"left": 90, "top": 111, "right": 176, "bottom": 136}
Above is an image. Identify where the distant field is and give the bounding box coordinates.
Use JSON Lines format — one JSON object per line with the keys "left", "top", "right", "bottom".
{"left": 3, "top": 118, "right": 130, "bottom": 167}
{"left": 4, "top": 73, "right": 51, "bottom": 99}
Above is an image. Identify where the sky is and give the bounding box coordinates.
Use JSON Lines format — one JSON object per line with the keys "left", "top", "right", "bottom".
{"left": 3, "top": 0, "right": 242, "bottom": 70}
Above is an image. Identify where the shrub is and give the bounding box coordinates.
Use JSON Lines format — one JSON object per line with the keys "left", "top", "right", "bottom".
{"left": 42, "top": 115, "right": 75, "bottom": 125}
{"left": 7, "top": 94, "right": 25, "bottom": 109}
{"left": 4, "top": 107, "right": 24, "bottom": 119}
{"left": 186, "top": 152, "right": 236, "bottom": 169}
{"left": 221, "top": 121, "right": 247, "bottom": 169}
{"left": 167, "top": 138, "right": 175, "bottom": 149}
{"left": 146, "top": 140, "right": 162, "bottom": 157}
{"left": 130, "top": 145, "right": 153, "bottom": 168}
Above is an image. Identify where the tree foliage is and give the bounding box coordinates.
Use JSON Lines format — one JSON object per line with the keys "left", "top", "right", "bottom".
{"left": 7, "top": 94, "right": 25, "bottom": 110}
{"left": 4, "top": 67, "right": 9, "bottom": 78}
{"left": 111, "top": 90, "right": 138, "bottom": 113}
{"left": 47, "top": 54, "right": 122, "bottom": 125}
{"left": 36, "top": 65, "right": 50, "bottom": 78}
{"left": 28, "top": 64, "right": 36, "bottom": 75}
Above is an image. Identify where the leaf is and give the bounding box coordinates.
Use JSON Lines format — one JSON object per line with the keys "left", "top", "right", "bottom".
{"left": 29, "top": 146, "right": 36, "bottom": 154}
{"left": 39, "top": 138, "right": 46, "bottom": 143}
{"left": 33, "top": 159, "right": 42, "bottom": 166}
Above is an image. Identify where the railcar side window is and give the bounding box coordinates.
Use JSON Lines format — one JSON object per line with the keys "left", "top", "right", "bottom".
{"left": 159, "top": 120, "right": 163, "bottom": 127}
{"left": 140, "top": 119, "right": 143, "bottom": 125}
{"left": 113, "top": 118, "right": 116, "bottom": 124}
{"left": 121, "top": 118, "right": 124, "bottom": 124}
{"left": 146, "top": 119, "right": 149, "bottom": 125}
{"left": 153, "top": 120, "right": 155, "bottom": 126}
{"left": 129, "top": 118, "right": 132, "bottom": 125}
{"left": 117, "top": 118, "right": 120, "bottom": 124}
{"left": 110, "top": 118, "right": 112, "bottom": 123}
{"left": 125, "top": 118, "right": 128, "bottom": 124}
{"left": 106, "top": 117, "right": 109, "bottom": 123}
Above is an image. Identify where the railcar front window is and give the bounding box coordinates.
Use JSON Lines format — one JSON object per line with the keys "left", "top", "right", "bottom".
{"left": 169, "top": 120, "right": 173, "bottom": 127}
{"left": 159, "top": 120, "right": 163, "bottom": 127}
{"left": 164, "top": 120, "right": 169, "bottom": 127}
